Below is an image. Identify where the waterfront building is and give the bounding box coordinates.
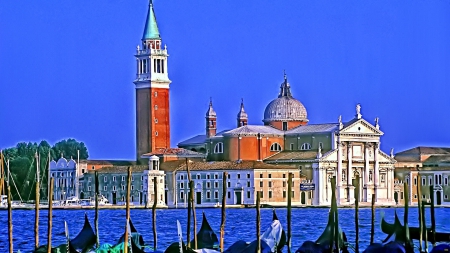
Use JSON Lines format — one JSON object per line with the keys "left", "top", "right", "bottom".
{"left": 179, "top": 75, "right": 396, "bottom": 206}
{"left": 161, "top": 160, "right": 305, "bottom": 208}
{"left": 394, "top": 147, "right": 450, "bottom": 206}
{"left": 49, "top": 156, "right": 77, "bottom": 201}
{"left": 80, "top": 156, "right": 166, "bottom": 206}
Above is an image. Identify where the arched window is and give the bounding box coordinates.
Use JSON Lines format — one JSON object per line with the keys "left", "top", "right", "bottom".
{"left": 214, "top": 142, "right": 224, "bottom": 153}
{"left": 270, "top": 143, "right": 282, "bottom": 152}
{"left": 300, "top": 143, "right": 311, "bottom": 150}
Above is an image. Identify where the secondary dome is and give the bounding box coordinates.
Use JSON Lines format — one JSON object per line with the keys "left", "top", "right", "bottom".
{"left": 263, "top": 74, "right": 308, "bottom": 123}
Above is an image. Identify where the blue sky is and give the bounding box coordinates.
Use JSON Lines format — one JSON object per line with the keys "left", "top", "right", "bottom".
{"left": 1, "top": 1, "right": 449, "bottom": 160}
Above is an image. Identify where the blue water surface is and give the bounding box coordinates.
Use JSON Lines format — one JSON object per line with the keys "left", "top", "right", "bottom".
{"left": 0, "top": 207, "right": 449, "bottom": 252}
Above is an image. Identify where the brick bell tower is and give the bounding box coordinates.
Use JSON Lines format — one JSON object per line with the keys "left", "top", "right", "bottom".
{"left": 134, "top": 1, "right": 171, "bottom": 161}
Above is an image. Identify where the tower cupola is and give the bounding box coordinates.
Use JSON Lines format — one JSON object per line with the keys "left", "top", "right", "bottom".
{"left": 206, "top": 98, "right": 217, "bottom": 138}
{"left": 237, "top": 99, "right": 248, "bottom": 127}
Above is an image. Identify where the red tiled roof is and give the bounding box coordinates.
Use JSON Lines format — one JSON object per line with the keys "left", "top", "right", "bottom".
{"left": 142, "top": 148, "right": 206, "bottom": 157}
{"left": 160, "top": 160, "right": 297, "bottom": 172}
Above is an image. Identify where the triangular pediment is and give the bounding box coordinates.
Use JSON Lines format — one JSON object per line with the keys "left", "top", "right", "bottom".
{"left": 378, "top": 150, "right": 395, "bottom": 163}
{"left": 319, "top": 149, "right": 338, "bottom": 161}
{"left": 340, "top": 118, "right": 383, "bottom": 135}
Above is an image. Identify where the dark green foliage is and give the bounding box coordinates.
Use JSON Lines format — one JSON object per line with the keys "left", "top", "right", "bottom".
{"left": 1, "top": 138, "right": 89, "bottom": 201}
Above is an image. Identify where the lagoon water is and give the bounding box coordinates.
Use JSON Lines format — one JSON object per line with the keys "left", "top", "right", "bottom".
{"left": 1, "top": 207, "right": 450, "bottom": 252}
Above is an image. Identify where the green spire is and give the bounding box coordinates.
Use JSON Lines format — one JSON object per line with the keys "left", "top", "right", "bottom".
{"left": 142, "top": 1, "right": 161, "bottom": 40}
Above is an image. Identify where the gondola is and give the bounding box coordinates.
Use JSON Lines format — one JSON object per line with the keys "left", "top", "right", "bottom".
{"left": 381, "top": 211, "right": 450, "bottom": 244}
{"left": 295, "top": 210, "right": 348, "bottom": 253}
{"left": 70, "top": 213, "right": 97, "bottom": 253}
{"left": 190, "top": 212, "right": 219, "bottom": 250}
{"left": 34, "top": 221, "right": 80, "bottom": 253}
{"left": 117, "top": 217, "right": 146, "bottom": 249}
{"left": 271, "top": 209, "right": 286, "bottom": 253}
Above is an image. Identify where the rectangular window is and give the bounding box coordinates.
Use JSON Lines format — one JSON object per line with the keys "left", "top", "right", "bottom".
{"left": 247, "top": 173, "right": 250, "bottom": 179}
{"left": 268, "top": 174, "right": 272, "bottom": 178}
{"left": 227, "top": 182, "right": 231, "bottom": 187}
{"left": 422, "top": 178, "right": 426, "bottom": 186}
{"left": 113, "top": 186, "right": 116, "bottom": 191}
{"left": 214, "top": 174, "right": 218, "bottom": 179}
{"left": 381, "top": 174, "right": 385, "bottom": 183}
{"left": 207, "top": 174, "right": 211, "bottom": 179}
{"left": 141, "top": 176, "right": 144, "bottom": 181}
{"left": 122, "top": 185, "right": 125, "bottom": 191}
{"left": 260, "top": 191, "right": 264, "bottom": 198}
{"left": 104, "top": 186, "right": 107, "bottom": 191}
{"left": 104, "top": 176, "right": 107, "bottom": 182}
{"left": 414, "top": 194, "right": 417, "bottom": 199}
{"left": 206, "top": 182, "right": 211, "bottom": 188}
{"left": 214, "top": 182, "right": 219, "bottom": 188}
{"left": 180, "top": 192, "right": 184, "bottom": 199}
{"left": 260, "top": 181, "right": 263, "bottom": 187}
{"left": 180, "top": 182, "right": 184, "bottom": 189}
{"left": 290, "top": 143, "right": 294, "bottom": 150}
{"left": 282, "top": 122, "right": 288, "bottom": 131}
{"left": 237, "top": 174, "right": 241, "bottom": 179}
{"left": 88, "top": 186, "right": 91, "bottom": 191}
{"left": 161, "top": 59, "right": 165, "bottom": 73}
{"left": 180, "top": 175, "right": 184, "bottom": 180}
{"left": 247, "top": 181, "right": 251, "bottom": 187}
{"left": 132, "top": 176, "right": 134, "bottom": 181}
{"left": 227, "top": 192, "right": 231, "bottom": 199}
{"left": 283, "top": 181, "right": 286, "bottom": 187}
{"left": 197, "top": 174, "right": 200, "bottom": 180}
{"left": 445, "top": 195, "right": 448, "bottom": 199}
{"left": 283, "top": 174, "right": 286, "bottom": 178}
{"left": 214, "top": 191, "right": 219, "bottom": 199}
{"left": 283, "top": 191, "right": 286, "bottom": 198}
{"left": 445, "top": 177, "right": 448, "bottom": 185}
{"left": 439, "top": 175, "right": 442, "bottom": 185}
{"left": 422, "top": 194, "right": 426, "bottom": 199}
{"left": 131, "top": 185, "right": 134, "bottom": 190}
{"left": 269, "top": 191, "right": 273, "bottom": 198}
{"left": 292, "top": 191, "right": 295, "bottom": 198}
{"left": 414, "top": 177, "right": 417, "bottom": 186}
{"left": 227, "top": 174, "right": 230, "bottom": 179}
{"left": 141, "top": 185, "right": 143, "bottom": 190}
{"left": 206, "top": 191, "right": 211, "bottom": 199}
{"left": 435, "top": 175, "right": 438, "bottom": 185}
{"left": 260, "top": 173, "right": 263, "bottom": 178}
{"left": 319, "top": 142, "right": 323, "bottom": 149}
{"left": 113, "top": 176, "right": 116, "bottom": 182}
{"left": 247, "top": 191, "right": 251, "bottom": 198}
{"left": 268, "top": 182, "right": 272, "bottom": 187}
{"left": 429, "top": 177, "right": 432, "bottom": 185}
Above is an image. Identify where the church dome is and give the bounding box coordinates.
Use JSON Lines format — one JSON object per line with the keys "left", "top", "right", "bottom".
{"left": 263, "top": 75, "right": 308, "bottom": 123}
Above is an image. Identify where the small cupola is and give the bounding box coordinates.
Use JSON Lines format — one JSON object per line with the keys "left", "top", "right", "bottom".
{"left": 148, "top": 155, "right": 160, "bottom": 170}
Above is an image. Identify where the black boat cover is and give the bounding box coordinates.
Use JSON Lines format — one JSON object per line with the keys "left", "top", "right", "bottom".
{"left": 224, "top": 239, "right": 272, "bottom": 253}
{"left": 70, "top": 213, "right": 96, "bottom": 253}
{"left": 381, "top": 211, "right": 450, "bottom": 244}
{"left": 117, "top": 217, "right": 146, "bottom": 248}
{"left": 190, "top": 212, "right": 219, "bottom": 249}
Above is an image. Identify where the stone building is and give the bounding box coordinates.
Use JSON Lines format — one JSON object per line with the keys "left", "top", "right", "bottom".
{"left": 49, "top": 156, "right": 77, "bottom": 201}
{"left": 161, "top": 160, "right": 305, "bottom": 208}
{"left": 394, "top": 147, "right": 450, "bottom": 206}
{"left": 178, "top": 74, "right": 396, "bottom": 206}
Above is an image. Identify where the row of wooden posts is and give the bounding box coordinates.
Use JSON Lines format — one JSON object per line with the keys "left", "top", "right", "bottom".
{"left": 0, "top": 150, "right": 440, "bottom": 253}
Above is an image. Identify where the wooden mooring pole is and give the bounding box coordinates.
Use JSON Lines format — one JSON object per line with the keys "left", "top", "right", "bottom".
{"left": 287, "top": 173, "right": 293, "bottom": 253}
{"left": 404, "top": 182, "right": 411, "bottom": 252}
{"left": 35, "top": 153, "right": 40, "bottom": 249}
{"left": 417, "top": 176, "right": 423, "bottom": 252}
{"left": 186, "top": 159, "right": 191, "bottom": 246}
{"left": 186, "top": 159, "right": 197, "bottom": 249}
{"left": 8, "top": 183, "right": 13, "bottom": 253}
{"left": 256, "top": 191, "right": 261, "bottom": 253}
{"left": 220, "top": 172, "right": 228, "bottom": 252}
{"left": 152, "top": 176, "right": 158, "bottom": 251}
{"left": 430, "top": 185, "right": 436, "bottom": 247}
{"left": 370, "top": 194, "right": 375, "bottom": 245}
{"left": 124, "top": 166, "right": 132, "bottom": 253}
{"left": 94, "top": 171, "right": 100, "bottom": 248}
{"left": 47, "top": 178, "right": 54, "bottom": 253}
{"left": 354, "top": 176, "right": 360, "bottom": 253}
{"left": 421, "top": 201, "right": 428, "bottom": 252}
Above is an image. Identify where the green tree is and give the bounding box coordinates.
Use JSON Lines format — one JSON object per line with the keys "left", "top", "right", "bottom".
{"left": 52, "top": 138, "right": 89, "bottom": 160}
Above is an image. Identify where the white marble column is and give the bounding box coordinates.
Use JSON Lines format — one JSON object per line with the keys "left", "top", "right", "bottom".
{"left": 374, "top": 142, "right": 380, "bottom": 201}
{"left": 347, "top": 142, "right": 354, "bottom": 202}
{"left": 336, "top": 139, "right": 342, "bottom": 205}
{"left": 364, "top": 143, "right": 370, "bottom": 202}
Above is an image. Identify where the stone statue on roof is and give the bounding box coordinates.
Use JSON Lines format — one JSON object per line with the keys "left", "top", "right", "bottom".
{"left": 390, "top": 148, "right": 394, "bottom": 158}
